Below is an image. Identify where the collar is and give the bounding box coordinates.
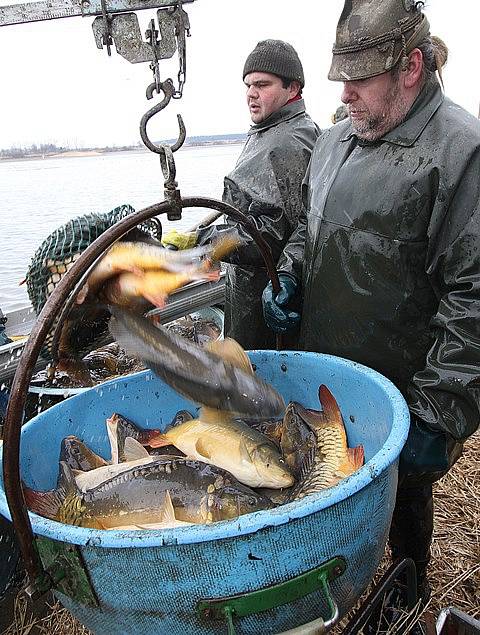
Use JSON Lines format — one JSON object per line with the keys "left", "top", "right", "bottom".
{"left": 340, "top": 77, "right": 444, "bottom": 147}
{"left": 247, "top": 99, "right": 307, "bottom": 135}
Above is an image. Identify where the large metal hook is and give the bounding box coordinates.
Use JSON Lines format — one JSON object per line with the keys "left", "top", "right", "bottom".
{"left": 139, "top": 78, "right": 186, "bottom": 155}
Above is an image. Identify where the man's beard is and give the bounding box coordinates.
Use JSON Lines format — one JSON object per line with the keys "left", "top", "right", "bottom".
{"left": 350, "top": 80, "right": 409, "bottom": 141}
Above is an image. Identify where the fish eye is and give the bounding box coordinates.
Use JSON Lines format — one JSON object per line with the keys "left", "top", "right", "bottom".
{"left": 248, "top": 497, "right": 257, "bottom": 506}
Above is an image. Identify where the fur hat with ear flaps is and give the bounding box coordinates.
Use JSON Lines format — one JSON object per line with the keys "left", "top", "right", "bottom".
{"left": 329, "top": 0, "right": 430, "bottom": 82}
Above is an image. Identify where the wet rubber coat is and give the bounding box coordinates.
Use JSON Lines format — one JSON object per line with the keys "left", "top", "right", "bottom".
{"left": 198, "top": 99, "right": 320, "bottom": 349}
{"left": 278, "top": 78, "right": 480, "bottom": 480}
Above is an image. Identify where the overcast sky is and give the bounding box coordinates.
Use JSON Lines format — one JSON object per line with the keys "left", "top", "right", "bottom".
{"left": 0, "top": 0, "right": 478, "bottom": 149}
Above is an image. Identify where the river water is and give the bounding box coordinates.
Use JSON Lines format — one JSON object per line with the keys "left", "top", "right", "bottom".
{"left": 0, "top": 144, "right": 242, "bottom": 312}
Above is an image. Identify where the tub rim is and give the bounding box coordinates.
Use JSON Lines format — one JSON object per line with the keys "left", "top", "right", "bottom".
{"left": 0, "top": 351, "right": 410, "bottom": 548}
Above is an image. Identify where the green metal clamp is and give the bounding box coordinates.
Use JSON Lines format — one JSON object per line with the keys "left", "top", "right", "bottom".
{"left": 26, "top": 537, "right": 99, "bottom": 607}
{"left": 197, "top": 556, "right": 346, "bottom": 635}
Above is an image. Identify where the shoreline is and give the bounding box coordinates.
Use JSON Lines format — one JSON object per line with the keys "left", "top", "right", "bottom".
{"left": 0, "top": 140, "right": 245, "bottom": 163}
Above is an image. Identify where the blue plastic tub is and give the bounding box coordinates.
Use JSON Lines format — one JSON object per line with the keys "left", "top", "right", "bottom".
{"left": 0, "top": 351, "right": 410, "bottom": 634}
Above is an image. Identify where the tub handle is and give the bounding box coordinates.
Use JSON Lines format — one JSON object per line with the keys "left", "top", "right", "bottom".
{"left": 197, "top": 556, "right": 346, "bottom": 635}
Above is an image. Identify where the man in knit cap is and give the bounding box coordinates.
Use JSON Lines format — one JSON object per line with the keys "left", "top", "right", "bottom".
{"left": 263, "top": 1, "right": 480, "bottom": 628}
{"left": 164, "top": 39, "right": 319, "bottom": 349}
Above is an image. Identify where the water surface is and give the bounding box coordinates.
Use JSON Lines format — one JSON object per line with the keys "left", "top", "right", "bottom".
{"left": 0, "top": 144, "right": 242, "bottom": 312}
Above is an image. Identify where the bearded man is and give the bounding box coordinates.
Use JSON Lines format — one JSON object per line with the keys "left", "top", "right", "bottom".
{"left": 262, "top": 0, "right": 480, "bottom": 620}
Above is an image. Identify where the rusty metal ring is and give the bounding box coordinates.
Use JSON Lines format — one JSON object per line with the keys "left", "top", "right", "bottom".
{"left": 2, "top": 197, "right": 282, "bottom": 590}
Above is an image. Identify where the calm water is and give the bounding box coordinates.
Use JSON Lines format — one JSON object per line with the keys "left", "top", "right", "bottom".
{"left": 0, "top": 144, "right": 242, "bottom": 312}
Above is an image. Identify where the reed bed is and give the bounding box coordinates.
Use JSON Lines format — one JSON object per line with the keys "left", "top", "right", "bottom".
{"left": 4, "top": 433, "right": 479, "bottom": 635}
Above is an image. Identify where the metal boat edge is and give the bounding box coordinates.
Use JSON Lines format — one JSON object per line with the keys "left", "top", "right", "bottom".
{"left": 0, "top": 272, "right": 225, "bottom": 383}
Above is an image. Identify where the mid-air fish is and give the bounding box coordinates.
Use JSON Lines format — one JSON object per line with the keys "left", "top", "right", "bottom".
{"left": 108, "top": 310, "right": 285, "bottom": 419}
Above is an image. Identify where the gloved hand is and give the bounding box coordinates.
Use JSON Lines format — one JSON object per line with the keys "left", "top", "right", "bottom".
{"left": 262, "top": 274, "right": 301, "bottom": 333}
{"left": 398, "top": 417, "right": 452, "bottom": 485}
{"left": 161, "top": 229, "right": 197, "bottom": 251}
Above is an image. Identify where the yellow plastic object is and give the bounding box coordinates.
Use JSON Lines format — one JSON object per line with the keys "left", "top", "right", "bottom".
{"left": 161, "top": 229, "right": 197, "bottom": 250}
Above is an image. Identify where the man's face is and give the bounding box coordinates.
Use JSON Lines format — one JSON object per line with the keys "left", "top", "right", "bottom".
{"left": 341, "top": 70, "right": 409, "bottom": 141}
{"left": 244, "top": 72, "right": 299, "bottom": 124}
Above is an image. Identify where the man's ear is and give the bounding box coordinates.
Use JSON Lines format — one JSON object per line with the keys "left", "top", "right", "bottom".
{"left": 404, "top": 48, "right": 423, "bottom": 89}
{"left": 289, "top": 80, "right": 302, "bottom": 98}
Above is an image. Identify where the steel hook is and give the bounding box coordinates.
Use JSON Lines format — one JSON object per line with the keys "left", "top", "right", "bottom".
{"left": 140, "top": 79, "right": 186, "bottom": 156}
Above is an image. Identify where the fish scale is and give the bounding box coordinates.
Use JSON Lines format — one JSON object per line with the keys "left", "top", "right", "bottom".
{"left": 289, "top": 386, "right": 364, "bottom": 501}
{"left": 24, "top": 455, "right": 273, "bottom": 529}
{"left": 294, "top": 427, "right": 345, "bottom": 499}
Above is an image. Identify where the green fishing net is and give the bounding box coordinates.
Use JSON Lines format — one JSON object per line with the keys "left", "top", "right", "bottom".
{"left": 24, "top": 204, "right": 162, "bottom": 363}
{"left": 25, "top": 204, "right": 161, "bottom": 315}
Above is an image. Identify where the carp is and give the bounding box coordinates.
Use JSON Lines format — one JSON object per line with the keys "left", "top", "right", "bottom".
{"left": 148, "top": 408, "right": 294, "bottom": 489}
{"left": 108, "top": 309, "right": 285, "bottom": 419}
{"left": 77, "top": 233, "right": 241, "bottom": 305}
{"left": 24, "top": 456, "right": 273, "bottom": 529}
{"left": 280, "top": 403, "right": 317, "bottom": 479}
{"left": 102, "top": 267, "right": 220, "bottom": 309}
{"left": 290, "top": 385, "right": 364, "bottom": 500}
{"left": 60, "top": 436, "right": 109, "bottom": 472}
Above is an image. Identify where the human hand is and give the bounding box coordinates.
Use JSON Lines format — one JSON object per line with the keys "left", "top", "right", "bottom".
{"left": 262, "top": 274, "right": 301, "bottom": 333}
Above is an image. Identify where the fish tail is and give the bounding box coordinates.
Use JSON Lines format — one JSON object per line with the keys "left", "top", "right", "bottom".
{"left": 143, "top": 431, "right": 172, "bottom": 449}
{"left": 23, "top": 484, "right": 65, "bottom": 520}
{"left": 348, "top": 444, "right": 365, "bottom": 470}
{"left": 318, "top": 385, "right": 341, "bottom": 421}
{"left": 209, "top": 234, "right": 242, "bottom": 262}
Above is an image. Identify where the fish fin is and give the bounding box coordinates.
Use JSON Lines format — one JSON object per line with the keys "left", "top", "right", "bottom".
{"left": 162, "top": 491, "right": 176, "bottom": 523}
{"left": 146, "top": 432, "right": 173, "bottom": 449}
{"left": 318, "top": 385, "right": 343, "bottom": 423}
{"left": 124, "top": 437, "right": 151, "bottom": 461}
{"left": 295, "top": 385, "right": 343, "bottom": 431}
{"left": 142, "top": 293, "right": 167, "bottom": 308}
{"left": 106, "top": 414, "right": 120, "bottom": 464}
{"left": 22, "top": 483, "right": 65, "bottom": 519}
{"left": 205, "top": 337, "right": 253, "bottom": 374}
{"left": 195, "top": 437, "right": 213, "bottom": 460}
{"left": 348, "top": 445, "right": 365, "bottom": 471}
{"left": 23, "top": 461, "right": 76, "bottom": 520}
{"left": 198, "top": 407, "right": 233, "bottom": 425}
{"left": 76, "top": 283, "right": 89, "bottom": 305}
{"left": 209, "top": 234, "right": 243, "bottom": 262}
{"left": 239, "top": 438, "right": 253, "bottom": 463}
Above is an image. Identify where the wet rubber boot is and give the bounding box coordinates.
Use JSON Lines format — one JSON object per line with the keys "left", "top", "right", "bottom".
{"left": 361, "top": 485, "right": 433, "bottom": 634}
{"left": 389, "top": 483, "right": 434, "bottom": 605}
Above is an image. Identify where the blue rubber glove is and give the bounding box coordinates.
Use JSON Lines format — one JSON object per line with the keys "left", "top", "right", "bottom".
{"left": 262, "top": 274, "right": 301, "bottom": 333}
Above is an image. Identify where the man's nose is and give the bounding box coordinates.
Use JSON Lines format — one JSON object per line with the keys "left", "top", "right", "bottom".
{"left": 341, "top": 82, "right": 357, "bottom": 104}
{"left": 247, "top": 84, "right": 259, "bottom": 98}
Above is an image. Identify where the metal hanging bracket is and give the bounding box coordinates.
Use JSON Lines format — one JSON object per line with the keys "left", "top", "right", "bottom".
{"left": 0, "top": 0, "right": 194, "bottom": 28}
{"left": 92, "top": 4, "right": 188, "bottom": 64}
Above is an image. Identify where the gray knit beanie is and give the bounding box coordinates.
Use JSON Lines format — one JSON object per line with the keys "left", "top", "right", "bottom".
{"left": 243, "top": 39, "right": 305, "bottom": 87}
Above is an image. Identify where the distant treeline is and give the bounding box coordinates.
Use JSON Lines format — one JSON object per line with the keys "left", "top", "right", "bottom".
{"left": 0, "top": 134, "right": 246, "bottom": 159}
{"left": 0, "top": 143, "right": 69, "bottom": 159}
